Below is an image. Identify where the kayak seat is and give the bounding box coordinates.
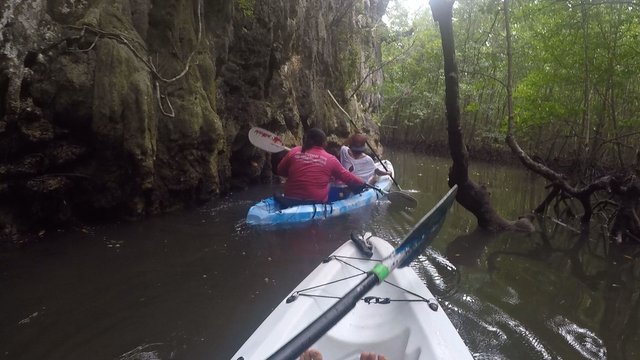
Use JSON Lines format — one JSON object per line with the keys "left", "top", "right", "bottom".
{"left": 328, "top": 184, "right": 368, "bottom": 203}
{"left": 317, "top": 326, "right": 420, "bottom": 360}
{"left": 273, "top": 192, "right": 320, "bottom": 210}
{"left": 328, "top": 185, "right": 351, "bottom": 202}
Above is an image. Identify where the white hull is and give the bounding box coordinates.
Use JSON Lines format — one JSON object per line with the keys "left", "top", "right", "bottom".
{"left": 232, "top": 237, "right": 473, "bottom": 360}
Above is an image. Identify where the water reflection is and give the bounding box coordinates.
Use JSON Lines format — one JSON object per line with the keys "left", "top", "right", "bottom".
{"left": 0, "top": 150, "right": 638, "bottom": 359}
{"left": 391, "top": 152, "right": 638, "bottom": 359}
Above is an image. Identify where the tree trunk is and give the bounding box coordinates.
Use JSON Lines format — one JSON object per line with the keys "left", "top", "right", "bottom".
{"left": 430, "top": 0, "right": 514, "bottom": 232}
{"left": 579, "top": 0, "right": 591, "bottom": 171}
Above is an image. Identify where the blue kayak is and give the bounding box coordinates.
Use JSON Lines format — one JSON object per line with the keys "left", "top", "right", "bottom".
{"left": 246, "top": 160, "right": 394, "bottom": 225}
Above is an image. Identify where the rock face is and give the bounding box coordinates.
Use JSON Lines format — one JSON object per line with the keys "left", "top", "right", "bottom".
{"left": 0, "top": 0, "right": 389, "bottom": 242}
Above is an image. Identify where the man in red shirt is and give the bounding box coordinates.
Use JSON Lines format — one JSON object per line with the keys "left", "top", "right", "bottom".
{"left": 277, "top": 128, "right": 365, "bottom": 206}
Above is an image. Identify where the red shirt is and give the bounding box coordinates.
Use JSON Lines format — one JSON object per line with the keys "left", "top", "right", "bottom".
{"left": 277, "top": 146, "right": 364, "bottom": 202}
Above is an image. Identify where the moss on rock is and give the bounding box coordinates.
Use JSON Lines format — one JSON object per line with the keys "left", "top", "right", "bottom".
{"left": 0, "top": 0, "right": 387, "bottom": 243}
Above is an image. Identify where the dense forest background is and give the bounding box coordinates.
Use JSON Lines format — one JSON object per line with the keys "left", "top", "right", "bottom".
{"left": 381, "top": 0, "right": 639, "bottom": 170}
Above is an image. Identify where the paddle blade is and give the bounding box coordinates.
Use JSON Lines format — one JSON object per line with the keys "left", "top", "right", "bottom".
{"left": 389, "top": 185, "right": 458, "bottom": 269}
{"left": 387, "top": 191, "right": 418, "bottom": 209}
{"left": 248, "top": 127, "right": 290, "bottom": 153}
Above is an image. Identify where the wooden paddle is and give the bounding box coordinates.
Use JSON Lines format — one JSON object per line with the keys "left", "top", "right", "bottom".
{"left": 266, "top": 185, "right": 458, "bottom": 360}
{"left": 249, "top": 127, "right": 418, "bottom": 208}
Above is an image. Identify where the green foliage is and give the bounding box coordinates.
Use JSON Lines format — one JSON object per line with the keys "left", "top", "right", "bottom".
{"left": 465, "top": 102, "right": 480, "bottom": 113}
{"left": 340, "top": 41, "right": 360, "bottom": 89}
{"left": 381, "top": 0, "right": 640, "bottom": 166}
{"left": 236, "top": 0, "right": 255, "bottom": 18}
{"left": 381, "top": 1, "right": 443, "bottom": 134}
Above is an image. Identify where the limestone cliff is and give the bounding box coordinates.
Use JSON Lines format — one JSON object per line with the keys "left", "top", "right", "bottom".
{"left": 0, "top": 0, "right": 389, "bottom": 242}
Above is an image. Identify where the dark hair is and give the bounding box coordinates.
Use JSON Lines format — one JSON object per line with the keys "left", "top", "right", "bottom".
{"left": 302, "top": 128, "right": 326, "bottom": 152}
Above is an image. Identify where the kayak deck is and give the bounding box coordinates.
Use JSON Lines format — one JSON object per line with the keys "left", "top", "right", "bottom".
{"left": 246, "top": 160, "right": 394, "bottom": 225}
{"left": 232, "top": 236, "right": 473, "bottom": 360}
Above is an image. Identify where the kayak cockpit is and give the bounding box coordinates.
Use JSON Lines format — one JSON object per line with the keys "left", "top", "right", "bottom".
{"left": 245, "top": 161, "right": 394, "bottom": 225}
{"left": 232, "top": 237, "right": 473, "bottom": 360}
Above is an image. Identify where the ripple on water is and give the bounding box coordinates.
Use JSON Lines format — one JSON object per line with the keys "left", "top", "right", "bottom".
{"left": 201, "top": 197, "right": 253, "bottom": 216}
{"left": 548, "top": 315, "right": 606, "bottom": 360}
{"left": 412, "top": 249, "right": 461, "bottom": 297}
{"left": 444, "top": 293, "right": 556, "bottom": 360}
{"left": 233, "top": 218, "right": 250, "bottom": 237}
{"left": 371, "top": 206, "right": 417, "bottom": 241}
{"left": 402, "top": 188, "right": 420, "bottom": 193}
{"left": 118, "top": 343, "right": 171, "bottom": 360}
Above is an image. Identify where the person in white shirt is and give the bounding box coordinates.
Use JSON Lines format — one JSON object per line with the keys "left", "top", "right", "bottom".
{"left": 328, "top": 133, "right": 392, "bottom": 201}
{"left": 339, "top": 133, "right": 390, "bottom": 184}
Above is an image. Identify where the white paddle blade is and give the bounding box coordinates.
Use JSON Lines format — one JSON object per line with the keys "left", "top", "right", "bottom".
{"left": 248, "top": 127, "right": 290, "bottom": 153}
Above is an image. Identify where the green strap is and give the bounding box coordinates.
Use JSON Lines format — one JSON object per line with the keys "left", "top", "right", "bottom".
{"left": 371, "top": 263, "right": 390, "bottom": 282}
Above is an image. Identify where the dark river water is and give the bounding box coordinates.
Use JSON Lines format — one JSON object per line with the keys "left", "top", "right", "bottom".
{"left": 1, "top": 150, "right": 638, "bottom": 360}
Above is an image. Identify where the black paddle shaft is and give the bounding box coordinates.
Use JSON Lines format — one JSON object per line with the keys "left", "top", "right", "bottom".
{"left": 267, "top": 274, "right": 379, "bottom": 360}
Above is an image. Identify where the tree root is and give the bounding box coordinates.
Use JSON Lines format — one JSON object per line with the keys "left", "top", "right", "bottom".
{"left": 61, "top": 0, "right": 204, "bottom": 118}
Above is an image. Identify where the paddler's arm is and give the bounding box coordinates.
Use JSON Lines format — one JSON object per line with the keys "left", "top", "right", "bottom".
{"left": 271, "top": 150, "right": 289, "bottom": 176}
{"left": 374, "top": 168, "right": 390, "bottom": 176}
